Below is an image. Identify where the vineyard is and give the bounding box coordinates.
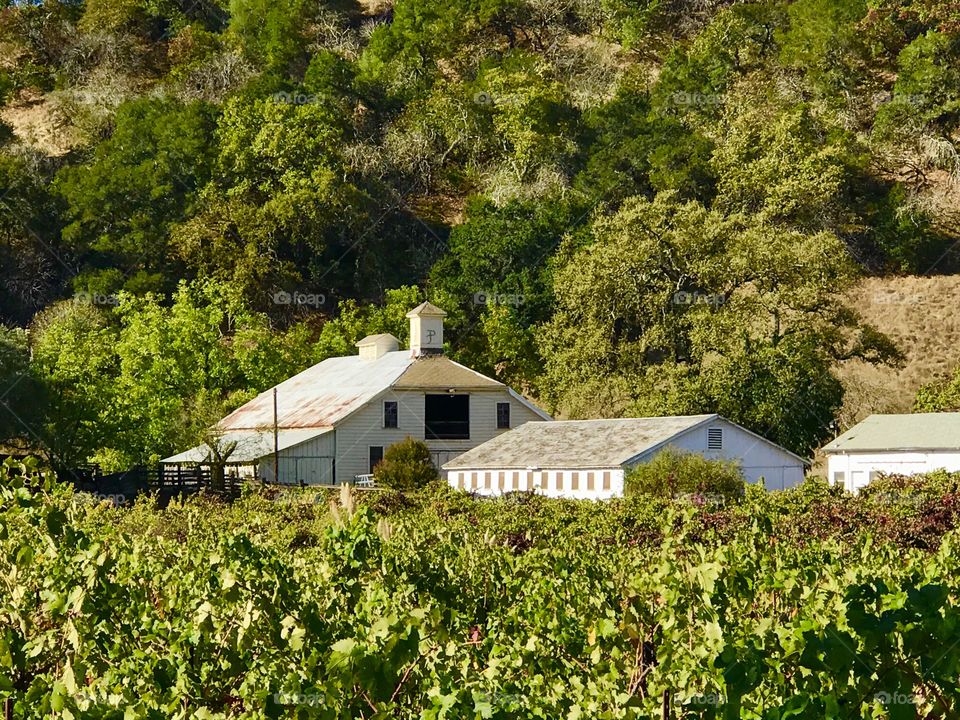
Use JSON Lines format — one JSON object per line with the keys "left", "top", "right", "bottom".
{"left": 2, "top": 459, "right": 960, "bottom": 719}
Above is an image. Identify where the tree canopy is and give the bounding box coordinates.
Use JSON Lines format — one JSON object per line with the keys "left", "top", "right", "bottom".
{"left": 0, "top": 0, "right": 956, "bottom": 465}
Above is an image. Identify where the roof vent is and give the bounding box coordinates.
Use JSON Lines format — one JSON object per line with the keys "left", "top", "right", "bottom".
{"left": 356, "top": 334, "right": 399, "bottom": 361}
{"left": 406, "top": 301, "right": 446, "bottom": 357}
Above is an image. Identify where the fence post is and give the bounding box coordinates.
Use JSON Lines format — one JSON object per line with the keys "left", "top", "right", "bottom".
{"left": 661, "top": 689, "right": 670, "bottom": 720}
{"left": 5, "top": 696, "right": 12, "bottom": 720}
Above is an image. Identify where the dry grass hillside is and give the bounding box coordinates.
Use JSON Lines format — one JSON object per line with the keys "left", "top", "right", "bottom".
{"left": 837, "top": 274, "right": 960, "bottom": 427}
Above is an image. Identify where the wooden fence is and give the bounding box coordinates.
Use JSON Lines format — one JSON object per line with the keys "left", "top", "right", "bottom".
{"left": 68, "top": 465, "right": 240, "bottom": 504}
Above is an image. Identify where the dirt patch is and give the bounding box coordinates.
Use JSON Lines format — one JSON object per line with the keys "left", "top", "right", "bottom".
{"left": 837, "top": 274, "right": 960, "bottom": 424}
{"left": 1, "top": 91, "right": 83, "bottom": 156}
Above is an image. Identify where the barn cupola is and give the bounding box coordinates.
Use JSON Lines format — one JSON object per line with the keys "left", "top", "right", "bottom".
{"left": 356, "top": 333, "right": 399, "bottom": 360}
{"left": 406, "top": 301, "right": 446, "bottom": 357}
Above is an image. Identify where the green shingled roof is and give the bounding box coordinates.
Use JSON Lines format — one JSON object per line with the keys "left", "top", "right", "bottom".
{"left": 822, "top": 413, "right": 960, "bottom": 453}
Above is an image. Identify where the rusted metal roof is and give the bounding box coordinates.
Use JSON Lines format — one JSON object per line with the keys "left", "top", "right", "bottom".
{"left": 218, "top": 351, "right": 415, "bottom": 430}
{"left": 161, "top": 428, "right": 329, "bottom": 464}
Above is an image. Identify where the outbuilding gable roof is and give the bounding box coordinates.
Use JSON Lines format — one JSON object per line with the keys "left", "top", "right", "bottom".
{"left": 822, "top": 412, "right": 960, "bottom": 453}
{"left": 443, "top": 415, "right": 719, "bottom": 470}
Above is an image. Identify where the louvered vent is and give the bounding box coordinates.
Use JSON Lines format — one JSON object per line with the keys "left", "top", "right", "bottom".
{"left": 707, "top": 427, "right": 723, "bottom": 450}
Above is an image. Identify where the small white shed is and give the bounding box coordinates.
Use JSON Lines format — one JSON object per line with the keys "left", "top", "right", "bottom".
{"left": 443, "top": 414, "right": 806, "bottom": 500}
{"left": 823, "top": 412, "right": 960, "bottom": 493}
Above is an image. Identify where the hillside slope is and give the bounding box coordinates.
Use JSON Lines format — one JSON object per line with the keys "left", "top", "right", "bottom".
{"left": 838, "top": 274, "right": 960, "bottom": 426}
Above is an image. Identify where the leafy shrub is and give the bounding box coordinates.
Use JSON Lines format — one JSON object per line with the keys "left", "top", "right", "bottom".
{"left": 374, "top": 437, "right": 439, "bottom": 491}
{"left": 624, "top": 447, "right": 746, "bottom": 503}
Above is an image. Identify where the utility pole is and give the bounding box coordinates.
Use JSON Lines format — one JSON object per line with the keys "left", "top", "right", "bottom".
{"left": 273, "top": 387, "right": 279, "bottom": 484}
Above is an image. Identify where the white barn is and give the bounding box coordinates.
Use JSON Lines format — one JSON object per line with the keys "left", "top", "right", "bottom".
{"left": 443, "top": 415, "right": 806, "bottom": 500}
{"left": 823, "top": 412, "right": 960, "bottom": 493}
{"left": 162, "top": 302, "right": 550, "bottom": 484}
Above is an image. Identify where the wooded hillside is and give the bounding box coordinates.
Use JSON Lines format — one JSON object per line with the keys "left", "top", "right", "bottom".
{"left": 3, "top": 0, "right": 960, "bottom": 469}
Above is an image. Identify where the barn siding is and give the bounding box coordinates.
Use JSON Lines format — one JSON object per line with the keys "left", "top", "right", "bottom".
{"left": 454, "top": 467, "right": 625, "bottom": 500}
{"left": 662, "top": 419, "right": 805, "bottom": 490}
{"left": 333, "top": 388, "right": 546, "bottom": 484}
{"left": 258, "top": 431, "right": 336, "bottom": 485}
{"left": 827, "top": 451, "right": 960, "bottom": 494}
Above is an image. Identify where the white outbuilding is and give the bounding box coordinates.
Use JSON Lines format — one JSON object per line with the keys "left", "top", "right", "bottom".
{"left": 822, "top": 412, "right": 960, "bottom": 493}
{"left": 443, "top": 414, "right": 806, "bottom": 499}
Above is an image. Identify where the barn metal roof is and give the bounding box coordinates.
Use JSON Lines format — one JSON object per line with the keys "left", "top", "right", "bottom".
{"left": 822, "top": 413, "right": 960, "bottom": 453}
{"left": 214, "top": 350, "right": 545, "bottom": 433}
{"left": 443, "top": 415, "right": 718, "bottom": 470}
{"left": 161, "top": 428, "right": 329, "bottom": 464}
{"left": 217, "top": 351, "right": 415, "bottom": 430}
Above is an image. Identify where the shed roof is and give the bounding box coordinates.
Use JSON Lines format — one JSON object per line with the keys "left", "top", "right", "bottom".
{"left": 161, "top": 428, "right": 329, "bottom": 464}
{"left": 822, "top": 413, "right": 960, "bottom": 453}
{"left": 356, "top": 333, "right": 399, "bottom": 346}
{"left": 443, "top": 415, "right": 717, "bottom": 470}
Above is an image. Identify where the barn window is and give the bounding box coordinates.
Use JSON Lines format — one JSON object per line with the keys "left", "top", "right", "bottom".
{"left": 383, "top": 401, "right": 398, "bottom": 428}
{"left": 369, "top": 446, "right": 384, "bottom": 473}
{"left": 707, "top": 427, "right": 723, "bottom": 450}
{"left": 425, "top": 394, "right": 470, "bottom": 439}
{"left": 496, "top": 402, "right": 511, "bottom": 429}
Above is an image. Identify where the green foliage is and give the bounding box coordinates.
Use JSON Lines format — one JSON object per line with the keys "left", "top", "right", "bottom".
{"left": 0, "top": 326, "right": 36, "bottom": 446}
{"left": 624, "top": 448, "right": 746, "bottom": 501}
{"left": 1, "top": 0, "right": 958, "bottom": 474}
{"left": 20, "top": 280, "right": 314, "bottom": 468}
{"left": 777, "top": 0, "right": 868, "bottom": 91}
{"left": 373, "top": 437, "right": 440, "bottom": 491}
{"left": 575, "top": 81, "right": 716, "bottom": 206}
{"left": 537, "top": 192, "right": 891, "bottom": 455}
{"left": 54, "top": 98, "right": 220, "bottom": 293}
{"left": 887, "top": 30, "right": 960, "bottom": 130}
{"left": 915, "top": 362, "right": 960, "bottom": 411}
{"left": 0, "top": 151, "right": 65, "bottom": 325}
{"left": 28, "top": 301, "right": 120, "bottom": 470}
{"left": 710, "top": 94, "right": 853, "bottom": 230}
{"left": 227, "top": 0, "right": 311, "bottom": 71}
{"left": 3, "top": 470, "right": 960, "bottom": 716}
